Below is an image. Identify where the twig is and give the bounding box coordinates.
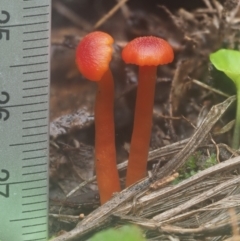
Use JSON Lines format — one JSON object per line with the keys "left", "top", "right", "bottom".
{"left": 202, "top": 0, "right": 214, "bottom": 9}
{"left": 192, "top": 78, "right": 231, "bottom": 98}
{"left": 94, "top": 0, "right": 129, "bottom": 29}
{"left": 53, "top": 1, "right": 92, "bottom": 31}
{"left": 116, "top": 0, "right": 131, "bottom": 19}
{"left": 49, "top": 213, "right": 80, "bottom": 223}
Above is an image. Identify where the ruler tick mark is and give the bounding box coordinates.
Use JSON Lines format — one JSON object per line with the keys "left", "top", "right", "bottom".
{"left": 10, "top": 62, "right": 48, "bottom": 67}
{"left": 23, "top": 37, "right": 48, "bottom": 42}
{"left": 0, "top": 178, "right": 46, "bottom": 186}
{"left": 2, "top": 102, "right": 47, "bottom": 109}
{"left": 10, "top": 140, "right": 47, "bottom": 146}
{"left": 22, "top": 209, "right": 47, "bottom": 214}
{"left": 23, "top": 69, "right": 47, "bottom": 74}
{"left": 23, "top": 53, "right": 48, "bottom": 58}
{"left": 24, "top": 13, "right": 49, "bottom": 18}
{"left": 22, "top": 185, "right": 47, "bottom": 191}
{"left": 23, "top": 5, "right": 49, "bottom": 10}
{"left": 22, "top": 170, "right": 47, "bottom": 176}
{"left": 1, "top": 101, "right": 47, "bottom": 108}
{"left": 22, "top": 163, "right": 47, "bottom": 168}
{"left": 0, "top": 21, "right": 49, "bottom": 28}
{"left": 23, "top": 45, "right": 48, "bottom": 50}
{"left": 23, "top": 29, "right": 49, "bottom": 34}
{"left": 22, "top": 223, "right": 46, "bottom": 228}
{"left": 22, "top": 117, "right": 47, "bottom": 121}
{"left": 10, "top": 215, "right": 47, "bottom": 222}
{"left": 23, "top": 124, "right": 48, "bottom": 130}
{"left": 23, "top": 132, "right": 48, "bottom": 138}
{"left": 23, "top": 77, "right": 48, "bottom": 82}
{"left": 22, "top": 93, "right": 48, "bottom": 98}
{"left": 23, "top": 109, "right": 47, "bottom": 114}
{"left": 22, "top": 155, "right": 46, "bottom": 160}
{"left": 22, "top": 201, "right": 47, "bottom": 206}
{"left": 23, "top": 85, "right": 48, "bottom": 90}
{"left": 23, "top": 147, "right": 47, "bottom": 153}
{"left": 23, "top": 193, "right": 47, "bottom": 198}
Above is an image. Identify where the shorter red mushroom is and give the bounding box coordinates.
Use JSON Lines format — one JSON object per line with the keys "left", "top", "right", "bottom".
{"left": 122, "top": 36, "right": 174, "bottom": 186}
{"left": 76, "top": 31, "right": 121, "bottom": 204}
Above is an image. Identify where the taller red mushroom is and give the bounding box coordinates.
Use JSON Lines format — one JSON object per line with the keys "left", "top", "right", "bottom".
{"left": 122, "top": 36, "right": 174, "bottom": 186}
{"left": 76, "top": 31, "right": 120, "bottom": 204}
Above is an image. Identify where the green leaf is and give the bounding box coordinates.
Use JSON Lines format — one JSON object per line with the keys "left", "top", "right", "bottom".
{"left": 89, "top": 225, "right": 146, "bottom": 241}
{"left": 210, "top": 49, "right": 240, "bottom": 85}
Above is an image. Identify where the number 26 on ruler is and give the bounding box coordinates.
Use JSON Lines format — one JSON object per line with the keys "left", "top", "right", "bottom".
{"left": 0, "top": 92, "right": 10, "bottom": 197}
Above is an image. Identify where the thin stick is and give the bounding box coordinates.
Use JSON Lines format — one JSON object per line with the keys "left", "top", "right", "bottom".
{"left": 94, "top": 0, "right": 129, "bottom": 29}
{"left": 53, "top": 1, "right": 92, "bottom": 31}
{"left": 192, "top": 79, "right": 230, "bottom": 98}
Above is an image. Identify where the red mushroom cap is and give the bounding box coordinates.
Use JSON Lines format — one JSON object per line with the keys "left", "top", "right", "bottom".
{"left": 76, "top": 31, "right": 114, "bottom": 81}
{"left": 122, "top": 36, "right": 174, "bottom": 66}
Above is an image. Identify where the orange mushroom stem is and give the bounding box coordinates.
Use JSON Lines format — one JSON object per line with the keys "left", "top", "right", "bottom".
{"left": 76, "top": 31, "right": 120, "bottom": 204}
{"left": 122, "top": 36, "right": 174, "bottom": 186}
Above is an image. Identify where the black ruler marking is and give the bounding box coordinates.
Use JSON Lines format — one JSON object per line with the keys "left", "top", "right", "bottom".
{"left": 22, "top": 155, "right": 46, "bottom": 161}
{"left": 22, "top": 163, "right": 47, "bottom": 168}
{"left": 22, "top": 148, "right": 47, "bottom": 153}
{"left": 23, "top": 38, "right": 48, "bottom": 42}
{"left": 23, "top": 85, "right": 48, "bottom": 90}
{"left": 23, "top": 13, "right": 49, "bottom": 18}
{"left": 10, "top": 216, "right": 47, "bottom": 222}
{"left": 0, "top": 178, "right": 46, "bottom": 186}
{"left": 22, "top": 125, "right": 48, "bottom": 130}
{"left": 23, "top": 69, "right": 47, "bottom": 74}
{"left": 22, "top": 185, "right": 47, "bottom": 191}
{"left": 23, "top": 46, "right": 48, "bottom": 50}
{"left": 22, "top": 93, "right": 48, "bottom": 98}
{"left": 10, "top": 62, "right": 48, "bottom": 67}
{"left": 22, "top": 133, "right": 47, "bottom": 138}
{"left": 23, "top": 77, "right": 48, "bottom": 82}
{"left": 23, "top": 54, "right": 48, "bottom": 58}
{"left": 22, "top": 117, "right": 47, "bottom": 121}
{"left": 22, "top": 209, "right": 47, "bottom": 214}
{"left": 0, "top": 101, "right": 47, "bottom": 108}
{"left": 23, "top": 5, "right": 49, "bottom": 10}
{"left": 22, "top": 171, "right": 47, "bottom": 176}
{"left": 0, "top": 21, "right": 49, "bottom": 28}
{"left": 22, "top": 193, "right": 47, "bottom": 198}
{"left": 10, "top": 140, "right": 47, "bottom": 146}
{"left": 23, "top": 109, "right": 47, "bottom": 114}
{"left": 22, "top": 185, "right": 48, "bottom": 191}
{"left": 22, "top": 201, "right": 47, "bottom": 206}
{"left": 23, "top": 29, "right": 48, "bottom": 34}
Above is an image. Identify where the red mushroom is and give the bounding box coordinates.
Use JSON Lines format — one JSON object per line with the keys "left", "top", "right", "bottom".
{"left": 76, "top": 31, "right": 120, "bottom": 204}
{"left": 122, "top": 36, "right": 174, "bottom": 186}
